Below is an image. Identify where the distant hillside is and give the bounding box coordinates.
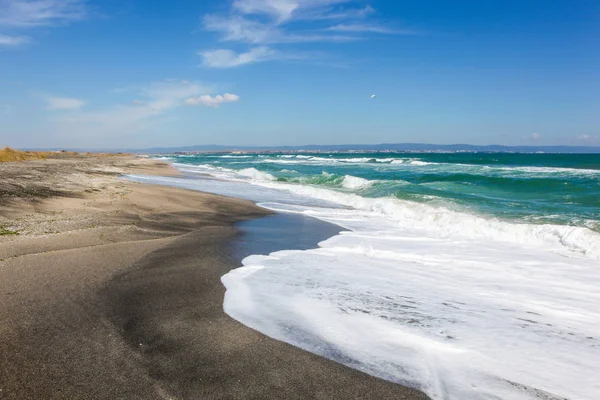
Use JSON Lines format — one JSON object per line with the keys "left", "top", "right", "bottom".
{"left": 27, "top": 143, "right": 600, "bottom": 154}
{"left": 133, "top": 143, "right": 600, "bottom": 154}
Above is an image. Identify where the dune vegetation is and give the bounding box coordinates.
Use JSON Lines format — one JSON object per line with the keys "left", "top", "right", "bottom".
{"left": 0, "top": 147, "right": 132, "bottom": 164}
{"left": 0, "top": 147, "right": 54, "bottom": 163}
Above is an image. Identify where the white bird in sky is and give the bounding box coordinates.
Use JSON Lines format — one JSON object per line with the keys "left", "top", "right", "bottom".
{"left": 370, "top": 94, "right": 376, "bottom": 99}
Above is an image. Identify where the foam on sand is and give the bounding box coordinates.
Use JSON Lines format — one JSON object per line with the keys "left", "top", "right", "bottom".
{"left": 223, "top": 210, "right": 600, "bottom": 400}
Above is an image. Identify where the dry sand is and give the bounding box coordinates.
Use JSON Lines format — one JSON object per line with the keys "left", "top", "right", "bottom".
{"left": 0, "top": 156, "right": 429, "bottom": 399}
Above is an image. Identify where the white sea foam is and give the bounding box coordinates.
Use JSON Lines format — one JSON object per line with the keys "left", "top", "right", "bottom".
{"left": 239, "top": 155, "right": 600, "bottom": 178}
{"left": 237, "top": 167, "right": 277, "bottom": 181}
{"left": 182, "top": 163, "right": 600, "bottom": 257}
{"left": 342, "top": 175, "right": 374, "bottom": 189}
{"left": 222, "top": 196, "right": 600, "bottom": 399}
{"left": 132, "top": 162, "right": 600, "bottom": 400}
{"left": 492, "top": 165, "right": 600, "bottom": 176}
{"left": 223, "top": 223, "right": 600, "bottom": 399}
{"left": 257, "top": 156, "right": 423, "bottom": 165}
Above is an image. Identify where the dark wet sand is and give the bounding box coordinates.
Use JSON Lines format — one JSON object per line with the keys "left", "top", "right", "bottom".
{"left": 0, "top": 156, "right": 429, "bottom": 399}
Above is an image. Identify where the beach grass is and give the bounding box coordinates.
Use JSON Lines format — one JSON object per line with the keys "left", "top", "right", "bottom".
{"left": 0, "top": 147, "right": 132, "bottom": 163}
{"left": 0, "top": 147, "right": 53, "bottom": 162}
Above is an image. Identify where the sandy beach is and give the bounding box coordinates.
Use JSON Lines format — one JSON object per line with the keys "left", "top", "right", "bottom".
{"left": 0, "top": 156, "right": 428, "bottom": 399}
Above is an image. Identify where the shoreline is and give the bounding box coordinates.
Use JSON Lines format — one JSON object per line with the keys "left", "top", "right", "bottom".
{"left": 0, "top": 156, "right": 429, "bottom": 399}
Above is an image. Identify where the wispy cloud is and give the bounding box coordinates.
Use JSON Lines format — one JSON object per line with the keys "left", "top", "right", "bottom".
{"left": 200, "top": 0, "right": 409, "bottom": 67}
{"left": 530, "top": 132, "right": 541, "bottom": 140}
{"left": 53, "top": 80, "right": 231, "bottom": 136}
{"left": 46, "top": 96, "right": 84, "bottom": 110}
{"left": 326, "top": 24, "right": 417, "bottom": 34}
{"left": 233, "top": 0, "right": 301, "bottom": 22}
{"left": 575, "top": 134, "right": 598, "bottom": 144}
{"left": 295, "top": 4, "right": 375, "bottom": 21}
{"left": 203, "top": 14, "right": 356, "bottom": 44}
{"left": 204, "top": 14, "right": 279, "bottom": 44}
{"left": 184, "top": 93, "right": 240, "bottom": 107}
{"left": 138, "top": 80, "right": 208, "bottom": 112}
{"left": 232, "top": 0, "right": 355, "bottom": 22}
{"left": 200, "top": 47, "right": 276, "bottom": 68}
{"left": 0, "top": 0, "right": 86, "bottom": 27}
{"left": 0, "top": 0, "right": 87, "bottom": 47}
{"left": 0, "top": 33, "right": 30, "bottom": 47}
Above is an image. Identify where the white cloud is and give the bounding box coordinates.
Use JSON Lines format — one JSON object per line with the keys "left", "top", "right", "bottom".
{"left": 0, "top": 0, "right": 87, "bottom": 48}
{"left": 139, "top": 80, "right": 207, "bottom": 111}
{"left": 231, "top": 0, "right": 357, "bottom": 22}
{"left": 185, "top": 93, "right": 240, "bottom": 107}
{"left": 530, "top": 132, "right": 541, "bottom": 140}
{"left": 53, "top": 80, "right": 224, "bottom": 136}
{"left": 0, "top": 0, "right": 86, "bottom": 28}
{"left": 326, "top": 24, "right": 416, "bottom": 34}
{"left": 200, "top": 47, "right": 275, "bottom": 68}
{"left": 233, "top": 0, "right": 302, "bottom": 22}
{"left": 201, "top": 1, "right": 407, "bottom": 66}
{"left": 203, "top": 14, "right": 355, "bottom": 44}
{"left": 204, "top": 14, "right": 278, "bottom": 44}
{"left": 576, "top": 134, "right": 598, "bottom": 143}
{"left": 46, "top": 96, "right": 84, "bottom": 110}
{"left": 0, "top": 33, "right": 29, "bottom": 47}
{"left": 299, "top": 4, "right": 375, "bottom": 21}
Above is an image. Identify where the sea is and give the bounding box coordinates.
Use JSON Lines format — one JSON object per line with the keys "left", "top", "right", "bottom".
{"left": 128, "top": 152, "right": 600, "bottom": 400}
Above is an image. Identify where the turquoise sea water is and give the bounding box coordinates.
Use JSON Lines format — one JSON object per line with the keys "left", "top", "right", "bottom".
{"left": 169, "top": 152, "right": 600, "bottom": 232}
{"left": 138, "top": 151, "right": 600, "bottom": 399}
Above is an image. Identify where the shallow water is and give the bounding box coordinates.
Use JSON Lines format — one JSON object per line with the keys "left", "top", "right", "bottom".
{"left": 230, "top": 213, "right": 342, "bottom": 262}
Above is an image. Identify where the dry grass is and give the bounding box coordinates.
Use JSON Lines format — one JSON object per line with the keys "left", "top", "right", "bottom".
{"left": 0, "top": 147, "right": 132, "bottom": 163}
{"left": 0, "top": 147, "right": 54, "bottom": 162}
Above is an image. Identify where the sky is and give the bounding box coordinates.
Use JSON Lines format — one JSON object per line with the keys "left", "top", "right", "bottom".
{"left": 0, "top": 0, "right": 599, "bottom": 149}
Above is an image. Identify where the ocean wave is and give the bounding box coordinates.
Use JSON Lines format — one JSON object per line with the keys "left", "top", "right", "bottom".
{"left": 238, "top": 167, "right": 277, "bottom": 181}
{"left": 490, "top": 165, "right": 600, "bottom": 175}
{"left": 188, "top": 163, "right": 600, "bottom": 258}
{"left": 269, "top": 183, "right": 600, "bottom": 258}
{"left": 255, "top": 156, "right": 429, "bottom": 165}
{"left": 342, "top": 175, "right": 374, "bottom": 189}
{"left": 216, "top": 155, "right": 600, "bottom": 178}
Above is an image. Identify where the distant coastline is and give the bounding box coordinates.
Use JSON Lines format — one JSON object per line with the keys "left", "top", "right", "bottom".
{"left": 24, "top": 142, "right": 600, "bottom": 154}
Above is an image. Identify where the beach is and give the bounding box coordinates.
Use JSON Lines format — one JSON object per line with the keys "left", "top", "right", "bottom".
{"left": 0, "top": 156, "right": 429, "bottom": 399}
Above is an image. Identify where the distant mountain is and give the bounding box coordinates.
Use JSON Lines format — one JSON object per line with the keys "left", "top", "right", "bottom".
{"left": 26, "top": 143, "right": 600, "bottom": 154}
{"left": 130, "top": 143, "right": 600, "bottom": 154}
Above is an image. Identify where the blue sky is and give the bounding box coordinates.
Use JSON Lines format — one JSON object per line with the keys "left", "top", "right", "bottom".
{"left": 0, "top": 0, "right": 598, "bottom": 149}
